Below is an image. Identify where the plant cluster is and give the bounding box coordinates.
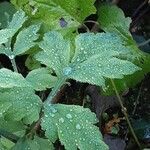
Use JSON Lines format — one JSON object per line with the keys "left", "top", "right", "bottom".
{"left": 0, "top": 0, "right": 149, "bottom": 149}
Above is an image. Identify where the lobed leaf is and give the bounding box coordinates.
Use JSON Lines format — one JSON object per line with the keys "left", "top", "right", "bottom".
{"left": 0, "top": 117, "right": 25, "bottom": 134}
{"left": 98, "top": 4, "right": 131, "bottom": 33}
{"left": 35, "top": 31, "right": 140, "bottom": 88}
{"left": 69, "top": 51, "right": 140, "bottom": 88}
{"left": 0, "top": 68, "right": 31, "bottom": 89}
{"left": 11, "top": 0, "right": 96, "bottom": 31}
{"left": 13, "top": 24, "right": 40, "bottom": 56}
{"left": 0, "top": 88, "right": 42, "bottom": 123}
{"left": 41, "top": 104, "right": 108, "bottom": 150}
{"left": 35, "top": 31, "right": 70, "bottom": 76}
{"left": 12, "top": 136, "right": 54, "bottom": 150}
{"left": 26, "top": 68, "right": 57, "bottom": 91}
{"left": 8, "top": 9, "right": 27, "bottom": 32}
{"left": 0, "top": 29, "right": 15, "bottom": 45}
{"left": 98, "top": 4, "right": 150, "bottom": 94}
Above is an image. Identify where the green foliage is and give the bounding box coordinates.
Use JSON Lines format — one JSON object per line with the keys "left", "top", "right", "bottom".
{"left": 42, "top": 104, "right": 108, "bottom": 150}
{"left": 11, "top": 0, "right": 96, "bottom": 31}
{"left": 98, "top": 4, "right": 131, "bottom": 34}
{"left": 26, "top": 68, "right": 57, "bottom": 91}
{"left": 0, "top": 2, "right": 16, "bottom": 29}
{"left": 0, "top": 68, "right": 31, "bottom": 88}
{"left": 12, "top": 136, "right": 54, "bottom": 150}
{"left": 35, "top": 32, "right": 71, "bottom": 77}
{"left": 0, "top": 2, "right": 149, "bottom": 149}
{"left": 13, "top": 24, "right": 40, "bottom": 56}
{"left": 0, "top": 117, "right": 25, "bottom": 134}
{"left": 0, "top": 10, "right": 40, "bottom": 58}
{"left": 0, "top": 87, "right": 42, "bottom": 123}
{"left": 35, "top": 31, "right": 140, "bottom": 88}
{"left": 98, "top": 4, "right": 150, "bottom": 94}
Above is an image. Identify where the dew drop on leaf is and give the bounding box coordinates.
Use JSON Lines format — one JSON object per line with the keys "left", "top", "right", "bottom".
{"left": 76, "top": 124, "right": 81, "bottom": 130}
{"left": 59, "top": 117, "right": 64, "bottom": 123}
{"left": 66, "top": 113, "right": 72, "bottom": 119}
{"left": 9, "top": 55, "right": 15, "bottom": 59}
{"left": 62, "top": 67, "right": 72, "bottom": 76}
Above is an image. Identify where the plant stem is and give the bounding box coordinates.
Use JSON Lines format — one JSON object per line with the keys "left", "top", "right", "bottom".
{"left": 44, "top": 76, "right": 67, "bottom": 104}
{"left": 0, "top": 128, "right": 20, "bottom": 143}
{"left": 110, "top": 79, "right": 141, "bottom": 149}
{"left": 10, "top": 58, "right": 18, "bottom": 73}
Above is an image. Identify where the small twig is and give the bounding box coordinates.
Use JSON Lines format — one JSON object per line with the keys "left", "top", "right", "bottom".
{"left": 138, "top": 38, "right": 150, "bottom": 47}
{"left": 131, "top": 5, "right": 150, "bottom": 29}
{"left": 132, "top": 0, "right": 149, "bottom": 19}
{"left": 111, "top": 79, "right": 141, "bottom": 149}
{"left": 10, "top": 57, "right": 18, "bottom": 73}
{"left": 0, "top": 128, "right": 20, "bottom": 143}
{"left": 45, "top": 77, "right": 67, "bottom": 104}
{"left": 132, "top": 84, "right": 143, "bottom": 115}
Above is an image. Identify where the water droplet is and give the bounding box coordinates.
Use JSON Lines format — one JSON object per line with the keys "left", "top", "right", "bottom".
{"left": 60, "top": 130, "right": 62, "bottom": 133}
{"left": 77, "top": 58, "right": 80, "bottom": 62}
{"left": 50, "top": 114, "right": 55, "bottom": 117}
{"left": 59, "top": 118, "right": 64, "bottom": 123}
{"left": 66, "top": 113, "right": 72, "bottom": 119}
{"left": 9, "top": 55, "right": 15, "bottom": 59}
{"left": 63, "top": 67, "right": 72, "bottom": 76}
{"left": 51, "top": 108, "right": 57, "bottom": 113}
{"left": 76, "top": 124, "right": 81, "bottom": 130}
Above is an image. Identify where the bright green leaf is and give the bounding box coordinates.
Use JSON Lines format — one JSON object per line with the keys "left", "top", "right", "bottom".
{"left": 98, "top": 4, "right": 150, "bottom": 94}
{"left": 0, "top": 117, "right": 25, "bottom": 134}
{"left": 12, "top": 136, "right": 54, "bottom": 150}
{"left": 69, "top": 52, "right": 140, "bottom": 88}
{"left": 11, "top": 0, "right": 96, "bottom": 31}
{"left": 41, "top": 104, "right": 108, "bottom": 150}
{"left": 8, "top": 9, "right": 27, "bottom": 31}
{"left": 35, "top": 31, "right": 70, "bottom": 76}
{"left": 0, "top": 88, "right": 42, "bottom": 123}
{"left": 13, "top": 24, "right": 40, "bottom": 56}
{"left": 0, "top": 137, "right": 14, "bottom": 150}
{"left": 25, "top": 54, "right": 41, "bottom": 70}
{"left": 0, "top": 29, "right": 15, "bottom": 45}
{"left": 98, "top": 4, "right": 131, "bottom": 33}
{"left": 0, "top": 68, "right": 31, "bottom": 88}
{"left": 26, "top": 68, "right": 57, "bottom": 91}
{"left": 35, "top": 32, "right": 140, "bottom": 88}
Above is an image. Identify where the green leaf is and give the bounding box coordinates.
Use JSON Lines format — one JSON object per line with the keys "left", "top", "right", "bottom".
{"left": 26, "top": 68, "right": 57, "bottom": 91}
{"left": 8, "top": 9, "right": 27, "bottom": 32}
{"left": 97, "top": 4, "right": 150, "bottom": 94}
{"left": 97, "top": 4, "right": 141, "bottom": 57}
{"left": 0, "top": 88, "right": 42, "bottom": 123}
{"left": 12, "top": 136, "right": 54, "bottom": 150}
{"left": 98, "top": 4, "right": 131, "bottom": 33}
{"left": 0, "top": 117, "right": 25, "bottom": 134}
{"left": 35, "top": 32, "right": 140, "bottom": 88}
{"left": 0, "top": 68, "right": 31, "bottom": 88}
{"left": 13, "top": 24, "right": 40, "bottom": 56}
{"left": 0, "top": 29, "right": 15, "bottom": 45}
{"left": 0, "top": 10, "right": 27, "bottom": 45}
{"left": 0, "top": 137, "right": 14, "bottom": 150}
{"left": 41, "top": 104, "right": 108, "bottom": 150}
{"left": 35, "top": 31, "right": 70, "bottom": 76}
{"left": 11, "top": 0, "right": 96, "bottom": 31}
{"left": 69, "top": 51, "right": 140, "bottom": 88}
{"left": 0, "top": 2, "right": 16, "bottom": 29}
{"left": 25, "top": 54, "right": 41, "bottom": 70}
